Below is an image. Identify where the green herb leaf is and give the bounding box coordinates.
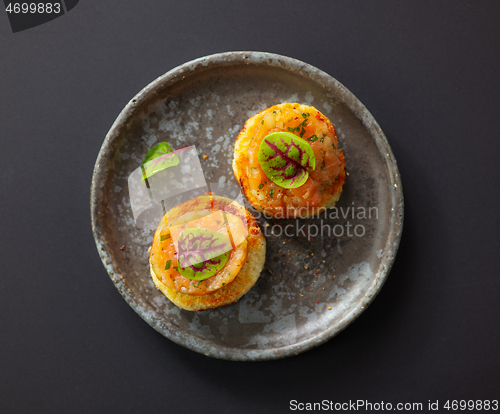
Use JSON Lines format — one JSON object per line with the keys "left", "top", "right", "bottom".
{"left": 332, "top": 143, "right": 336, "bottom": 149}
{"left": 270, "top": 189, "right": 274, "bottom": 198}
{"left": 177, "top": 228, "right": 231, "bottom": 280}
{"left": 164, "top": 259, "right": 172, "bottom": 270}
{"left": 160, "top": 233, "right": 171, "bottom": 241}
{"left": 258, "top": 131, "right": 316, "bottom": 189}
{"left": 141, "top": 142, "right": 179, "bottom": 181}
{"left": 308, "top": 135, "right": 319, "bottom": 142}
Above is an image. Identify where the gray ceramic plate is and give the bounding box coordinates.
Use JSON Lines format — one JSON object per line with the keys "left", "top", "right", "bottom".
{"left": 91, "top": 52, "right": 403, "bottom": 361}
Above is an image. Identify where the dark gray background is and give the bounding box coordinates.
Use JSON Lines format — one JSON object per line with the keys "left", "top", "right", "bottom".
{"left": 1, "top": 1, "right": 499, "bottom": 413}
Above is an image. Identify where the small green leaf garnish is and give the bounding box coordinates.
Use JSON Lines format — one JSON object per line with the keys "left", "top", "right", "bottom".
{"left": 141, "top": 142, "right": 179, "bottom": 181}
{"left": 270, "top": 189, "right": 274, "bottom": 198}
{"left": 300, "top": 128, "right": 305, "bottom": 138}
{"left": 308, "top": 135, "right": 319, "bottom": 142}
{"left": 258, "top": 131, "right": 316, "bottom": 189}
{"left": 258, "top": 181, "right": 266, "bottom": 190}
{"left": 332, "top": 143, "right": 337, "bottom": 149}
{"left": 164, "top": 259, "right": 172, "bottom": 270}
{"left": 160, "top": 233, "right": 171, "bottom": 241}
{"left": 335, "top": 176, "right": 339, "bottom": 181}
{"left": 177, "top": 229, "right": 231, "bottom": 280}
{"left": 261, "top": 120, "right": 264, "bottom": 125}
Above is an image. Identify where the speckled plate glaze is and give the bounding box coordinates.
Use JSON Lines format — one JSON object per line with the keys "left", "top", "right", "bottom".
{"left": 91, "top": 52, "right": 403, "bottom": 361}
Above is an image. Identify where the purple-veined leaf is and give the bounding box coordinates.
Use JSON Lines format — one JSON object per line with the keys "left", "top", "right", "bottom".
{"left": 258, "top": 132, "right": 316, "bottom": 189}
{"left": 177, "top": 228, "right": 231, "bottom": 280}
{"left": 141, "top": 142, "right": 179, "bottom": 181}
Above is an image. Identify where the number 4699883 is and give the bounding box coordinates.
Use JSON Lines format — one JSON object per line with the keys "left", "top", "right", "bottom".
{"left": 444, "top": 400, "right": 499, "bottom": 411}
{"left": 5, "top": 3, "right": 62, "bottom": 14}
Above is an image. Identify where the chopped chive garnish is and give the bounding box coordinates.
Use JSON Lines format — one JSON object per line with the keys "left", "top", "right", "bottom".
{"left": 300, "top": 128, "right": 305, "bottom": 138}
{"left": 308, "top": 135, "right": 319, "bottom": 142}
{"left": 270, "top": 189, "right": 274, "bottom": 198}
{"left": 261, "top": 120, "right": 264, "bottom": 125}
{"left": 164, "top": 260, "right": 172, "bottom": 270}
{"left": 332, "top": 143, "right": 336, "bottom": 149}
{"left": 160, "top": 233, "right": 170, "bottom": 241}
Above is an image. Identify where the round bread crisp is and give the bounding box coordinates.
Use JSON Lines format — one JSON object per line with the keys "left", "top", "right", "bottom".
{"left": 233, "top": 103, "right": 346, "bottom": 218}
{"left": 149, "top": 197, "right": 266, "bottom": 311}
